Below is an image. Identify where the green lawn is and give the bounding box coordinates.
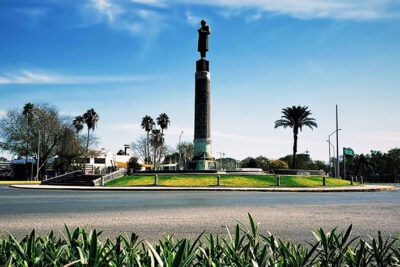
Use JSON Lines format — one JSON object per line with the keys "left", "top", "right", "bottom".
{"left": 105, "top": 175, "right": 354, "bottom": 187}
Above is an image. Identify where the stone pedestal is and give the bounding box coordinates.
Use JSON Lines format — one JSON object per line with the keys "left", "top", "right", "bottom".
{"left": 188, "top": 58, "right": 217, "bottom": 170}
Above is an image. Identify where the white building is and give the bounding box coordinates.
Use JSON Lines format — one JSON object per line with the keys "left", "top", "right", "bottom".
{"left": 85, "top": 145, "right": 131, "bottom": 174}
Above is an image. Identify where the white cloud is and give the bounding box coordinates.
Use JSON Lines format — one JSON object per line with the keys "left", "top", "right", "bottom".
{"left": 130, "top": 0, "right": 167, "bottom": 8}
{"left": 180, "top": 0, "right": 399, "bottom": 20}
{"left": 0, "top": 110, "right": 5, "bottom": 118}
{"left": 77, "top": 0, "right": 400, "bottom": 41}
{"left": 185, "top": 11, "right": 201, "bottom": 26}
{"left": 86, "top": 0, "right": 167, "bottom": 35}
{"left": 0, "top": 70, "right": 151, "bottom": 85}
{"left": 90, "top": 0, "right": 123, "bottom": 23}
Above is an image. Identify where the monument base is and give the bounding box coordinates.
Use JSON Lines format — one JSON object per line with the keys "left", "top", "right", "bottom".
{"left": 187, "top": 159, "right": 218, "bottom": 171}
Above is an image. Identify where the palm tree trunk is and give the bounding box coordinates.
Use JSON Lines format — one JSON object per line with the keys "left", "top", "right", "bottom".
{"left": 292, "top": 128, "right": 298, "bottom": 169}
{"left": 146, "top": 131, "right": 150, "bottom": 164}
{"left": 153, "top": 147, "right": 157, "bottom": 170}
{"left": 86, "top": 128, "right": 90, "bottom": 153}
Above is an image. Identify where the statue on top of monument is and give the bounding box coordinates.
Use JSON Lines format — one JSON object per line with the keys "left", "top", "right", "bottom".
{"left": 198, "top": 20, "right": 211, "bottom": 58}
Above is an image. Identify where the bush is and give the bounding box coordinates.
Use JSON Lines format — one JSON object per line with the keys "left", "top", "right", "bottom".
{"left": 127, "top": 157, "right": 141, "bottom": 174}
{"left": 1, "top": 214, "right": 399, "bottom": 266}
{"left": 269, "top": 159, "right": 289, "bottom": 171}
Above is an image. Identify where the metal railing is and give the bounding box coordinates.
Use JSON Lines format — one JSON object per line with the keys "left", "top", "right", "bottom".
{"left": 95, "top": 169, "right": 127, "bottom": 186}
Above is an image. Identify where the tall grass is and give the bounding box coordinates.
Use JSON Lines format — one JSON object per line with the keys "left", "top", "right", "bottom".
{"left": 1, "top": 214, "right": 398, "bottom": 266}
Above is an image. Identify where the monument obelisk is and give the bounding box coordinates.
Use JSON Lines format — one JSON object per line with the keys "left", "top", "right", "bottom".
{"left": 190, "top": 20, "right": 216, "bottom": 170}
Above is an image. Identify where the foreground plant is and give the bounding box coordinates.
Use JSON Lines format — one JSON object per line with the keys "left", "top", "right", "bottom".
{"left": 0, "top": 214, "right": 399, "bottom": 266}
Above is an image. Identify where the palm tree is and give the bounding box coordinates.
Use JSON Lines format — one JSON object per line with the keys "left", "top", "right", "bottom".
{"left": 22, "top": 103, "right": 35, "bottom": 118}
{"left": 22, "top": 103, "right": 35, "bottom": 177}
{"left": 150, "top": 129, "right": 164, "bottom": 169}
{"left": 141, "top": 115, "right": 155, "bottom": 164}
{"left": 82, "top": 108, "right": 99, "bottom": 152}
{"left": 353, "top": 154, "right": 374, "bottom": 178}
{"left": 274, "top": 106, "right": 318, "bottom": 169}
{"left": 72, "top": 115, "right": 84, "bottom": 134}
{"left": 156, "top": 113, "right": 170, "bottom": 135}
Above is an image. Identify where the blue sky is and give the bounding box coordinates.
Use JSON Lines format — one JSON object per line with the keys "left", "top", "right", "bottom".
{"left": 0, "top": 0, "right": 400, "bottom": 161}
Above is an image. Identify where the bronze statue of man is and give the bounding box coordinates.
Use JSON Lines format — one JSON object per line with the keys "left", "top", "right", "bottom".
{"left": 198, "top": 20, "right": 211, "bottom": 58}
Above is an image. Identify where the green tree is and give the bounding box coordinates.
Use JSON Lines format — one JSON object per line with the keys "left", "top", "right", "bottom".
{"left": 128, "top": 157, "right": 142, "bottom": 173}
{"left": 82, "top": 108, "right": 99, "bottom": 152}
{"left": 279, "top": 154, "right": 312, "bottom": 169}
{"left": 0, "top": 104, "right": 84, "bottom": 179}
{"left": 141, "top": 115, "right": 155, "bottom": 164}
{"left": 255, "top": 156, "right": 270, "bottom": 171}
{"left": 352, "top": 154, "right": 374, "bottom": 177}
{"left": 269, "top": 159, "right": 289, "bottom": 171}
{"left": 274, "top": 106, "right": 318, "bottom": 169}
{"left": 156, "top": 113, "right": 170, "bottom": 135}
{"left": 72, "top": 115, "right": 84, "bottom": 134}
{"left": 54, "top": 126, "right": 86, "bottom": 174}
{"left": 240, "top": 157, "right": 258, "bottom": 168}
{"left": 150, "top": 129, "right": 164, "bottom": 169}
{"left": 22, "top": 103, "right": 34, "bottom": 116}
{"left": 310, "top": 160, "right": 329, "bottom": 172}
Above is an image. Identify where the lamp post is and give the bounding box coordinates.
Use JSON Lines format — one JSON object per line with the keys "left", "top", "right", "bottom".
{"left": 222, "top": 152, "right": 225, "bottom": 170}
{"left": 36, "top": 128, "right": 40, "bottom": 181}
{"left": 327, "top": 139, "right": 335, "bottom": 177}
{"left": 328, "top": 128, "right": 341, "bottom": 178}
{"left": 178, "top": 131, "right": 184, "bottom": 170}
{"left": 217, "top": 152, "right": 223, "bottom": 170}
{"left": 336, "top": 105, "right": 340, "bottom": 178}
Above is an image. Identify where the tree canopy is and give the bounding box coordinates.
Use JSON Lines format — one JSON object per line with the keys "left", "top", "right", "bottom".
{"left": 275, "top": 106, "right": 317, "bottom": 169}
{"left": 0, "top": 104, "right": 86, "bottom": 178}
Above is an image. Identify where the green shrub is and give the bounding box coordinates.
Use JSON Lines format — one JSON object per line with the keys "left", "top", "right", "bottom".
{"left": 1, "top": 214, "right": 399, "bottom": 266}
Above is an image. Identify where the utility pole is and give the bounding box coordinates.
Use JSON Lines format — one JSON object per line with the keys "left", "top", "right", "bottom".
{"left": 336, "top": 105, "right": 340, "bottom": 178}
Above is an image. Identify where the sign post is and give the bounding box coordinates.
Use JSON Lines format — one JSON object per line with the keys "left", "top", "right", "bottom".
{"left": 342, "top": 147, "right": 354, "bottom": 180}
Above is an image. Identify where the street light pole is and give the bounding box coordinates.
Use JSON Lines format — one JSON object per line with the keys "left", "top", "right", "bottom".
{"left": 336, "top": 105, "right": 340, "bottom": 178}
{"left": 217, "top": 152, "right": 222, "bottom": 170}
{"left": 327, "top": 140, "right": 336, "bottom": 177}
{"left": 178, "top": 131, "right": 184, "bottom": 170}
{"left": 327, "top": 140, "right": 331, "bottom": 175}
{"left": 36, "top": 129, "right": 40, "bottom": 181}
{"left": 328, "top": 128, "right": 341, "bottom": 177}
{"left": 222, "top": 152, "right": 225, "bottom": 170}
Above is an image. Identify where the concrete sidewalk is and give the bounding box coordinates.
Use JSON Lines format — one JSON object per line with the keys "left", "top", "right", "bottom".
{"left": 9, "top": 184, "right": 396, "bottom": 192}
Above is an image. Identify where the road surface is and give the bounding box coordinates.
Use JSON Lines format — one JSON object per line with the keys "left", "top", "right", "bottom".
{"left": 0, "top": 185, "right": 399, "bottom": 243}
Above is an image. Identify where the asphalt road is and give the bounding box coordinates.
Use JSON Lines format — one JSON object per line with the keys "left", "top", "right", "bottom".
{"left": 0, "top": 185, "right": 399, "bottom": 243}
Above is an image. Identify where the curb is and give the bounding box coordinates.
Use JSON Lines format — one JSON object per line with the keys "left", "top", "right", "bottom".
{"left": 9, "top": 184, "right": 396, "bottom": 193}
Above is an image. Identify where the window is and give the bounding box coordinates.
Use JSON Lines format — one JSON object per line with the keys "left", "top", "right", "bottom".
{"left": 94, "top": 158, "right": 106, "bottom": 164}
{"left": 78, "top": 158, "right": 90, "bottom": 164}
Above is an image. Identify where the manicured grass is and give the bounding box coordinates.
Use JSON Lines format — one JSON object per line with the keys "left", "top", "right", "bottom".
{"left": 105, "top": 175, "right": 354, "bottom": 187}
{"left": 0, "top": 180, "right": 40, "bottom": 185}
